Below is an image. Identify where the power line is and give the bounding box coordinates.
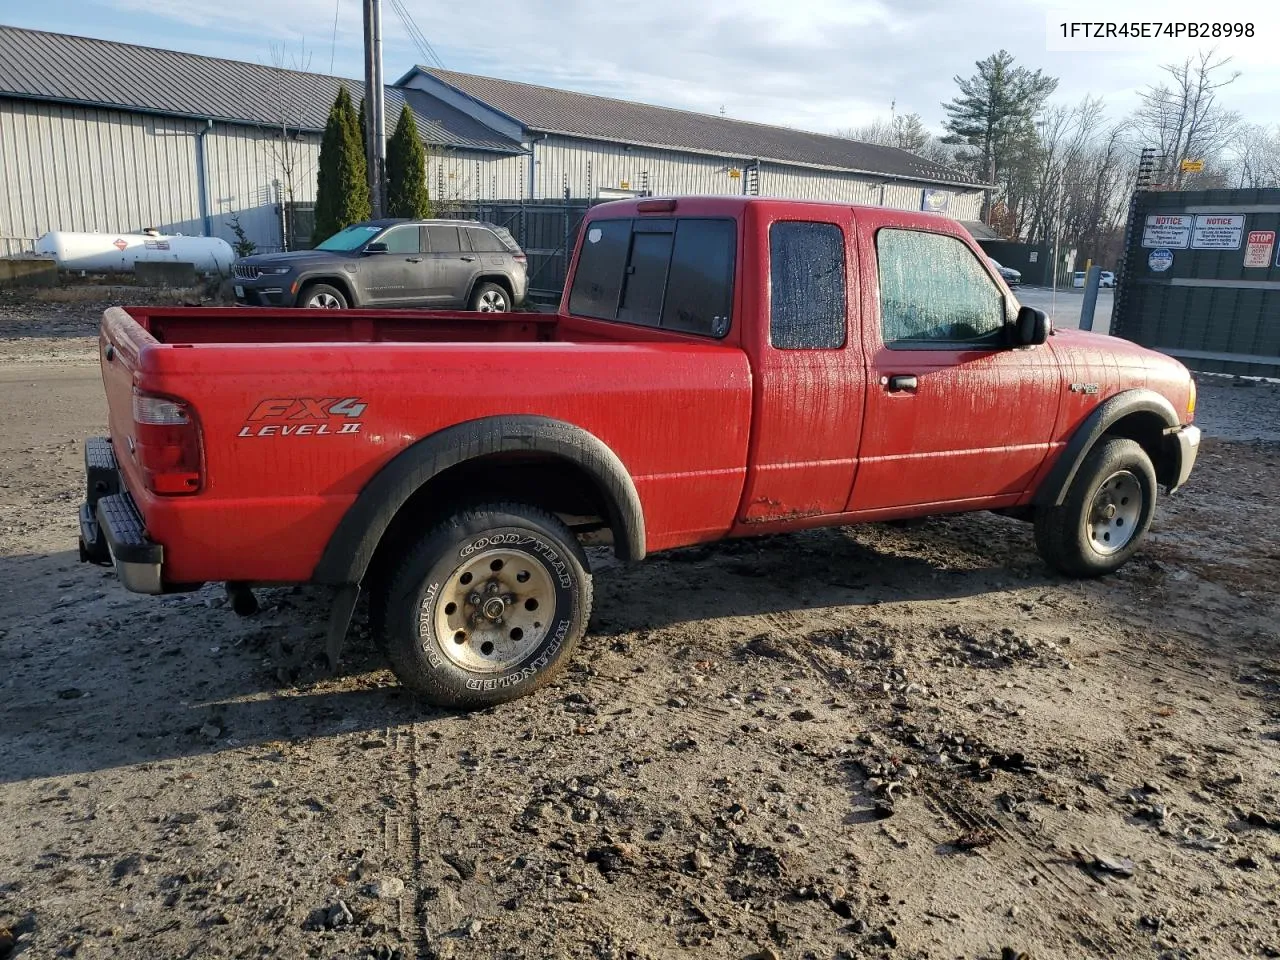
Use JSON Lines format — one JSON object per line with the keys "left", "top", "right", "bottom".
{"left": 329, "top": 0, "right": 340, "bottom": 74}
{"left": 387, "top": 0, "right": 445, "bottom": 69}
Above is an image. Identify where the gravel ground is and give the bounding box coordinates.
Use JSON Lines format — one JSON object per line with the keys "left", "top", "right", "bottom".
{"left": 2, "top": 294, "right": 1278, "bottom": 960}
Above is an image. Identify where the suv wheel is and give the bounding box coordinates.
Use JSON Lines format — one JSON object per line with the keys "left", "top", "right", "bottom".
{"left": 1034, "top": 437, "right": 1157, "bottom": 577}
{"left": 378, "top": 502, "right": 592, "bottom": 708}
{"left": 470, "top": 282, "right": 510, "bottom": 313}
{"left": 300, "top": 283, "right": 348, "bottom": 309}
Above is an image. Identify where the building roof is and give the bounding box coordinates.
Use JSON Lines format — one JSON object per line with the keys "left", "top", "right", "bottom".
{"left": 417, "top": 67, "right": 983, "bottom": 188}
{"left": 0, "top": 25, "right": 523, "bottom": 154}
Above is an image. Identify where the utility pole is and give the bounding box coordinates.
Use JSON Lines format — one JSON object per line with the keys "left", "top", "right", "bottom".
{"left": 363, "top": 0, "right": 387, "bottom": 217}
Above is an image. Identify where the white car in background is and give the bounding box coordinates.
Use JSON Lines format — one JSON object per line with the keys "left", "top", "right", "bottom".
{"left": 1100, "top": 271, "right": 1116, "bottom": 288}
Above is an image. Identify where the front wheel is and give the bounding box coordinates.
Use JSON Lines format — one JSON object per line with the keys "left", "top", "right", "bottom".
{"left": 378, "top": 502, "right": 592, "bottom": 708}
{"left": 299, "top": 283, "right": 348, "bottom": 309}
{"left": 1034, "top": 437, "right": 1157, "bottom": 577}
{"left": 469, "top": 282, "right": 510, "bottom": 313}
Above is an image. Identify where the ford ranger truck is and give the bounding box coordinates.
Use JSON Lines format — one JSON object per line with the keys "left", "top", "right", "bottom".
{"left": 78, "top": 197, "right": 1201, "bottom": 708}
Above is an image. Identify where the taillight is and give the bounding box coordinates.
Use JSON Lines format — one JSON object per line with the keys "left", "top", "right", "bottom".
{"left": 132, "top": 389, "right": 203, "bottom": 495}
{"left": 1186, "top": 378, "right": 1196, "bottom": 422}
{"left": 513, "top": 253, "right": 527, "bottom": 266}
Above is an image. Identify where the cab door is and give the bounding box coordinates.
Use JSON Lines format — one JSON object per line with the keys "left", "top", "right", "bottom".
{"left": 361, "top": 224, "right": 428, "bottom": 304}
{"left": 847, "top": 217, "right": 1059, "bottom": 512}
{"left": 424, "top": 225, "right": 479, "bottom": 305}
{"left": 734, "top": 205, "right": 868, "bottom": 526}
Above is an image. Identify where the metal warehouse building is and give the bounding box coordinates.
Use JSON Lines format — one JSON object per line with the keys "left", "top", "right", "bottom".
{"left": 0, "top": 25, "right": 985, "bottom": 255}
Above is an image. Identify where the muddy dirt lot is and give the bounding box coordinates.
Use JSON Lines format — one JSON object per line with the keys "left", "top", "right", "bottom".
{"left": 2, "top": 291, "right": 1278, "bottom": 960}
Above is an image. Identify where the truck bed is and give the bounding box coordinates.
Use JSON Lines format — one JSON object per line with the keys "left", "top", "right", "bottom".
{"left": 128, "top": 306, "right": 558, "bottom": 345}
{"left": 99, "top": 304, "right": 754, "bottom": 585}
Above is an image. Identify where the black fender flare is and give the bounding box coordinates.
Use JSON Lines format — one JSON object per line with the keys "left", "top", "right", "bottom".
{"left": 312, "top": 415, "right": 646, "bottom": 585}
{"left": 1034, "top": 388, "right": 1179, "bottom": 507}
{"left": 464, "top": 273, "right": 513, "bottom": 307}
{"left": 295, "top": 273, "right": 359, "bottom": 307}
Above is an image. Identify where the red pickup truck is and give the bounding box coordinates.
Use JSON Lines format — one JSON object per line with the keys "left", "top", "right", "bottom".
{"left": 79, "top": 197, "right": 1200, "bottom": 707}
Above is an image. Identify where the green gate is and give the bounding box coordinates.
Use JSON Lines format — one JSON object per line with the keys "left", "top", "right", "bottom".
{"left": 1112, "top": 188, "right": 1280, "bottom": 376}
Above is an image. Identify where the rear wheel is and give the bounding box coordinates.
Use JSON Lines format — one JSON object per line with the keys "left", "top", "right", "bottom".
{"left": 300, "top": 283, "right": 348, "bottom": 309}
{"left": 1034, "top": 437, "right": 1157, "bottom": 577}
{"left": 469, "top": 282, "right": 510, "bottom": 313}
{"left": 378, "top": 502, "right": 592, "bottom": 708}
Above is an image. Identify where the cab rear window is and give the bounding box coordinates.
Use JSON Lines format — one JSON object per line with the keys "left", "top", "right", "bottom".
{"left": 568, "top": 218, "right": 735, "bottom": 338}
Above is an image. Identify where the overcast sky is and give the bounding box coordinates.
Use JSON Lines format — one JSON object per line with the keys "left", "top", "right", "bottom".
{"left": 7, "top": 0, "right": 1279, "bottom": 135}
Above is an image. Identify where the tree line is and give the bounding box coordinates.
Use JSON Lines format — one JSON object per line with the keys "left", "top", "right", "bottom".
{"left": 842, "top": 48, "right": 1276, "bottom": 267}
{"left": 311, "top": 86, "right": 433, "bottom": 244}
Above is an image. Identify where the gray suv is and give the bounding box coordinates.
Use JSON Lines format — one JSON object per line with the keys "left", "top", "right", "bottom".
{"left": 232, "top": 219, "right": 528, "bottom": 311}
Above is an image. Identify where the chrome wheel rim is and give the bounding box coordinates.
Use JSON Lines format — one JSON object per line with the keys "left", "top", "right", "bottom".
{"left": 306, "top": 292, "right": 342, "bottom": 308}
{"left": 477, "top": 290, "right": 507, "bottom": 312}
{"left": 1087, "top": 470, "right": 1143, "bottom": 555}
{"left": 425, "top": 548, "right": 555, "bottom": 672}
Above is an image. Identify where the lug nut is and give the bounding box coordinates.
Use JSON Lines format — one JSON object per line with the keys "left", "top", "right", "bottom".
{"left": 486, "top": 582, "right": 501, "bottom": 595}
{"left": 468, "top": 593, "right": 481, "bottom": 606}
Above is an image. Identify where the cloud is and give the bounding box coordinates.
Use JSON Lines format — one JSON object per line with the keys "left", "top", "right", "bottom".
{"left": 47, "top": 0, "right": 1280, "bottom": 134}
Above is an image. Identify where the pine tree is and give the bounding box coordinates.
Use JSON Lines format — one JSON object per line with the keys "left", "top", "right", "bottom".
{"left": 386, "top": 104, "right": 432, "bottom": 219}
{"left": 942, "top": 51, "right": 1057, "bottom": 221}
{"left": 312, "top": 86, "right": 371, "bottom": 244}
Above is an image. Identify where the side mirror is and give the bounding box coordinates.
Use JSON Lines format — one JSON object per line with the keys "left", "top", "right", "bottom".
{"left": 1014, "top": 305, "right": 1050, "bottom": 346}
{"left": 364, "top": 241, "right": 388, "bottom": 254}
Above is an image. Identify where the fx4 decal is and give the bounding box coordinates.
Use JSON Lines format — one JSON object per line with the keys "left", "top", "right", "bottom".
{"left": 237, "top": 397, "right": 367, "bottom": 438}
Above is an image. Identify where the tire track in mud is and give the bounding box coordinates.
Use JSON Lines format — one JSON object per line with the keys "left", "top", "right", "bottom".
{"left": 763, "top": 607, "right": 1144, "bottom": 957}
{"left": 385, "top": 722, "right": 431, "bottom": 959}
{"left": 918, "top": 780, "right": 1135, "bottom": 957}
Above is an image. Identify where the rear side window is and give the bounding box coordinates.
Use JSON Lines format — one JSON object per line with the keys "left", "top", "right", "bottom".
{"left": 567, "top": 217, "right": 735, "bottom": 337}
{"left": 662, "top": 219, "right": 735, "bottom": 336}
{"left": 426, "top": 226, "right": 461, "bottom": 253}
{"left": 467, "top": 228, "right": 506, "bottom": 253}
{"left": 769, "top": 221, "right": 846, "bottom": 349}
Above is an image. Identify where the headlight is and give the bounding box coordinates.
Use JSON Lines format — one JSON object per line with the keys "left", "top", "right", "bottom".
{"left": 261, "top": 266, "right": 292, "bottom": 275}
{"left": 1187, "top": 378, "right": 1196, "bottom": 419}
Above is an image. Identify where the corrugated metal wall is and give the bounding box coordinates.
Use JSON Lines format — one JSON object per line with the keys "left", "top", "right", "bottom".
{"left": 533, "top": 135, "right": 743, "bottom": 199}
{"left": 1, "top": 95, "right": 985, "bottom": 258}
{"left": 427, "top": 149, "right": 527, "bottom": 205}
{"left": 0, "top": 98, "right": 328, "bottom": 254}
{"left": 531, "top": 135, "right": 984, "bottom": 218}
{"left": 204, "top": 124, "right": 320, "bottom": 251}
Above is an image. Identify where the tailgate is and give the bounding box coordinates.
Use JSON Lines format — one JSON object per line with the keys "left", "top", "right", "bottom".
{"left": 100, "top": 306, "right": 158, "bottom": 499}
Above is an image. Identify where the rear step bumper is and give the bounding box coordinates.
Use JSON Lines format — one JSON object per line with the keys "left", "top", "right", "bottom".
{"left": 78, "top": 437, "right": 164, "bottom": 594}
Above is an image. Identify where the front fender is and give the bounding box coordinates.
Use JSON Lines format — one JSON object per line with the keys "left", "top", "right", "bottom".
{"left": 1034, "top": 388, "right": 1180, "bottom": 506}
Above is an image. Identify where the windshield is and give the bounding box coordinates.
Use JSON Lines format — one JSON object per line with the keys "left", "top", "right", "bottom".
{"left": 316, "top": 224, "right": 382, "bottom": 251}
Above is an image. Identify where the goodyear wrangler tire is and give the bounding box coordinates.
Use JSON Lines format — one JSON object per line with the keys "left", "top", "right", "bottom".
{"left": 1034, "top": 437, "right": 1157, "bottom": 578}
{"left": 380, "top": 502, "right": 592, "bottom": 708}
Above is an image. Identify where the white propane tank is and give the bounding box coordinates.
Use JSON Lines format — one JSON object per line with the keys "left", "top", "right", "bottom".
{"left": 34, "top": 231, "right": 234, "bottom": 274}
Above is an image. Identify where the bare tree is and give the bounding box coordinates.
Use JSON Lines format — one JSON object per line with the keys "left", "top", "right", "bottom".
{"left": 266, "top": 42, "right": 319, "bottom": 251}
{"left": 836, "top": 112, "right": 958, "bottom": 168}
{"left": 1134, "top": 49, "right": 1241, "bottom": 188}
{"left": 1228, "top": 124, "right": 1280, "bottom": 188}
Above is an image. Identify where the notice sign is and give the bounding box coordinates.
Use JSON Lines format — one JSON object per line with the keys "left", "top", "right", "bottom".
{"left": 1191, "top": 214, "right": 1245, "bottom": 249}
{"left": 1142, "top": 214, "right": 1191, "bottom": 249}
{"left": 1244, "top": 230, "right": 1276, "bottom": 268}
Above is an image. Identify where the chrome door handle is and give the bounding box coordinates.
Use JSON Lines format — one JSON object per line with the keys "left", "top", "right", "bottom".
{"left": 460, "top": 256, "right": 476, "bottom": 262}
{"left": 407, "top": 257, "right": 423, "bottom": 263}
{"left": 886, "top": 375, "right": 918, "bottom": 392}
